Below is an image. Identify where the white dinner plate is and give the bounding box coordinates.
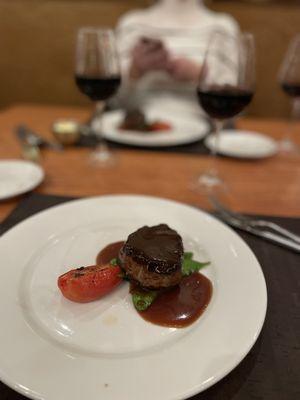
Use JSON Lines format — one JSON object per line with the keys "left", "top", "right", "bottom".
{"left": 0, "top": 160, "right": 44, "bottom": 200}
{"left": 205, "top": 129, "right": 278, "bottom": 159}
{"left": 0, "top": 195, "right": 267, "bottom": 400}
{"left": 95, "top": 110, "right": 209, "bottom": 147}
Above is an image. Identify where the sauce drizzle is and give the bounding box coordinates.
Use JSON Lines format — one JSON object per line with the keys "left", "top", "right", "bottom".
{"left": 131, "top": 272, "right": 212, "bottom": 328}
{"left": 96, "top": 241, "right": 124, "bottom": 266}
{"left": 96, "top": 241, "right": 213, "bottom": 328}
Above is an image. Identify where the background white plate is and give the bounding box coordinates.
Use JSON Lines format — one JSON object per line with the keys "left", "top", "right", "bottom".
{"left": 205, "top": 129, "right": 278, "bottom": 159}
{"left": 0, "top": 195, "right": 267, "bottom": 400}
{"left": 96, "top": 109, "right": 209, "bottom": 147}
{"left": 0, "top": 160, "right": 44, "bottom": 200}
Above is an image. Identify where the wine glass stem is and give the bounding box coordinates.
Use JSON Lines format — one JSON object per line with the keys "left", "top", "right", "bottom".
{"left": 91, "top": 101, "right": 105, "bottom": 138}
{"left": 209, "top": 120, "right": 223, "bottom": 177}
{"left": 286, "top": 98, "right": 300, "bottom": 144}
{"left": 88, "top": 100, "right": 115, "bottom": 166}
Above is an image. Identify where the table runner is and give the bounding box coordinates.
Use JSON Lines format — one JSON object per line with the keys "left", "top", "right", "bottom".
{"left": 0, "top": 193, "right": 299, "bottom": 400}
{"left": 77, "top": 131, "right": 212, "bottom": 155}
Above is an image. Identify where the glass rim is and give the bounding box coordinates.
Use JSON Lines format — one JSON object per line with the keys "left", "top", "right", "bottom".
{"left": 208, "top": 29, "right": 254, "bottom": 41}
{"left": 77, "top": 26, "right": 115, "bottom": 35}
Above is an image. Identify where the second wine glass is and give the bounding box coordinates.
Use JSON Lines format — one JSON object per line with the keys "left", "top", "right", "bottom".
{"left": 75, "top": 27, "right": 121, "bottom": 166}
{"left": 278, "top": 34, "right": 300, "bottom": 155}
{"left": 196, "top": 31, "right": 255, "bottom": 189}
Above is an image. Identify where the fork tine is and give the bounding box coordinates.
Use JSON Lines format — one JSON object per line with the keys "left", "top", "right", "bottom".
{"left": 208, "top": 194, "right": 249, "bottom": 221}
{"left": 209, "top": 194, "right": 300, "bottom": 245}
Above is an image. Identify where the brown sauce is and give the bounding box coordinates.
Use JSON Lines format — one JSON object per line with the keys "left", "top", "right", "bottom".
{"left": 96, "top": 241, "right": 124, "bottom": 266}
{"left": 96, "top": 242, "right": 212, "bottom": 328}
{"left": 131, "top": 272, "right": 212, "bottom": 328}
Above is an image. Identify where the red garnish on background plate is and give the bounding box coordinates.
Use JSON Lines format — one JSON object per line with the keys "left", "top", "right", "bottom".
{"left": 150, "top": 121, "right": 172, "bottom": 131}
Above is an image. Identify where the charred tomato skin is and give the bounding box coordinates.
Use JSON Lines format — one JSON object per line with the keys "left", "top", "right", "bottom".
{"left": 58, "top": 264, "right": 122, "bottom": 303}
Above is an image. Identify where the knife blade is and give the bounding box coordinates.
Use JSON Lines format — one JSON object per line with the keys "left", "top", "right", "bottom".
{"left": 217, "top": 214, "right": 300, "bottom": 253}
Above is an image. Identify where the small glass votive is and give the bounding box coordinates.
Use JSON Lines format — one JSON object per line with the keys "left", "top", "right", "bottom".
{"left": 52, "top": 119, "right": 81, "bottom": 146}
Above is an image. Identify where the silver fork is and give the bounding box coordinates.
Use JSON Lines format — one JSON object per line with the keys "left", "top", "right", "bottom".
{"left": 209, "top": 195, "right": 300, "bottom": 244}
{"left": 15, "top": 125, "right": 63, "bottom": 151}
{"left": 208, "top": 194, "right": 300, "bottom": 252}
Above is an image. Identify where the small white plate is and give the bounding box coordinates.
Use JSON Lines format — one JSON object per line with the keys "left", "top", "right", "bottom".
{"left": 0, "top": 195, "right": 267, "bottom": 400}
{"left": 95, "top": 110, "right": 209, "bottom": 147}
{"left": 205, "top": 130, "right": 278, "bottom": 159}
{"left": 0, "top": 160, "right": 44, "bottom": 200}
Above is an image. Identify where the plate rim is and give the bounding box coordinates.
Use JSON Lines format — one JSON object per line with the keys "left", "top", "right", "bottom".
{"left": 97, "top": 110, "right": 209, "bottom": 147}
{"left": 0, "top": 159, "right": 44, "bottom": 200}
{"left": 205, "top": 130, "right": 278, "bottom": 159}
{"left": 0, "top": 194, "right": 267, "bottom": 400}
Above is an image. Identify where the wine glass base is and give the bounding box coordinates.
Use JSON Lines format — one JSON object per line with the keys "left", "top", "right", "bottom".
{"left": 88, "top": 145, "right": 116, "bottom": 167}
{"left": 191, "top": 171, "right": 228, "bottom": 194}
{"left": 196, "top": 172, "right": 225, "bottom": 190}
{"left": 278, "top": 139, "right": 300, "bottom": 156}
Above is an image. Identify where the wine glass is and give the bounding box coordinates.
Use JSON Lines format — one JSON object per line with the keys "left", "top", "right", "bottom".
{"left": 278, "top": 34, "right": 300, "bottom": 155}
{"left": 195, "top": 31, "right": 255, "bottom": 189}
{"left": 75, "top": 27, "right": 121, "bottom": 166}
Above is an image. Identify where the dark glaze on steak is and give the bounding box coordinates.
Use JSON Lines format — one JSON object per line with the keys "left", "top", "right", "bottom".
{"left": 122, "top": 224, "right": 183, "bottom": 273}
{"left": 120, "top": 224, "right": 184, "bottom": 288}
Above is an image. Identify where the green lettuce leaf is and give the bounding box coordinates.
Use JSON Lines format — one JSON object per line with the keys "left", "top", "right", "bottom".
{"left": 132, "top": 290, "right": 158, "bottom": 311}
{"left": 182, "top": 252, "right": 210, "bottom": 276}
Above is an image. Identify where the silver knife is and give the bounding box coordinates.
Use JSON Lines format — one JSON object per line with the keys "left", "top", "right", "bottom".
{"left": 217, "top": 214, "right": 300, "bottom": 253}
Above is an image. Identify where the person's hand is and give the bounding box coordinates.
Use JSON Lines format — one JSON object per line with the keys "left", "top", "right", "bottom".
{"left": 129, "top": 37, "right": 171, "bottom": 79}
{"left": 167, "top": 57, "right": 202, "bottom": 82}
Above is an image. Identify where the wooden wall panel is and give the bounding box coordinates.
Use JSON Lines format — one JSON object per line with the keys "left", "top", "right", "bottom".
{"left": 0, "top": 0, "right": 299, "bottom": 117}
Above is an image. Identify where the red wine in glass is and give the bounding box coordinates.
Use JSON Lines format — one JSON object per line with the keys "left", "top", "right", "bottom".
{"left": 197, "top": 86, "right": 253, "bottom": 120}
{"left": 75, "top": 27, "right": 121, "bottom": 166}
{"left": 278, "top": 34, "right": 300, "bottom": 154}
{"left": 281, "top": 82, "right": 300, "bottom": 98}
{"left": 195, "top": 32, "right": 255, "bottom": 189}
{"left": 75, "top": 75, "right": 121, "bottom": 101}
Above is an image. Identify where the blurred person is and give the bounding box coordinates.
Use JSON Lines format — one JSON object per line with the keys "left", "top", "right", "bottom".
{"left": 116, "top": 0, "right": 239, "bottom": 118}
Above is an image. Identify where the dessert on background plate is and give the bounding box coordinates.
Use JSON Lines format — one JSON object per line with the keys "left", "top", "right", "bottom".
{"left": 119, "top": 109, "right": 172, "bottom": 133}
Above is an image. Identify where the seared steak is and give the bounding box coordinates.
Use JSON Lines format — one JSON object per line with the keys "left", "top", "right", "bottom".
{"left": 119, "top": 224, "right": 183, "bottom": 288}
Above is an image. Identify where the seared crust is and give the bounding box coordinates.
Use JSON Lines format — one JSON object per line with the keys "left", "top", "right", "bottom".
{"left": 119, "top": 224, "right": 183, "bottom": 288}
{"left": 119, "top": 251, "right": 182, "bottom": 288}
